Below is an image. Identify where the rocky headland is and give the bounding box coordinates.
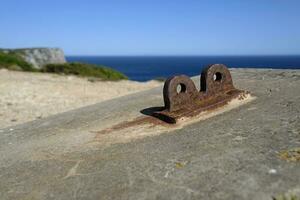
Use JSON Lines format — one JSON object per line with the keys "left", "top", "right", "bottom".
{"left": 0, "top": 47, "right": 66, "bottom": 69}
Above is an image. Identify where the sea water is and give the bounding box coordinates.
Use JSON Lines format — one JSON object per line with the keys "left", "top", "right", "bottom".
{"left": 67, "top": 56, "right": 300, "bottom": 82}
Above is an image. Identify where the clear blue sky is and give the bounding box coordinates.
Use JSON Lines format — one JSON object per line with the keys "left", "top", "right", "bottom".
{"left": 1, "top": 0, "right": 299, "bottom": 55}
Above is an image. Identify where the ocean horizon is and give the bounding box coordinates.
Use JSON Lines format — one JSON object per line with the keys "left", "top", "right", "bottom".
{"left": 67, "top": 55, "right": 300, "bottom": 82}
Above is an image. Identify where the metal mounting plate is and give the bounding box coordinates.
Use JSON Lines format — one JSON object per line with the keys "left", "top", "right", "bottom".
{"left": 153, "top": 64, "right": 247, "bottom": 124}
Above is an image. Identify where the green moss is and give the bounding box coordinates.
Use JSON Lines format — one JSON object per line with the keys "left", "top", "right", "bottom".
{"left": 0, "top": 51, "right": 37, "bottom": 71}
{"left": 42, "top": 62, "right": 128, "bottom": 81}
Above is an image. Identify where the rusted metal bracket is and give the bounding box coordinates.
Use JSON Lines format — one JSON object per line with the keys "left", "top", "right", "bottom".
{"left": 152, "top": 64, "right": 247, "bottom": 124}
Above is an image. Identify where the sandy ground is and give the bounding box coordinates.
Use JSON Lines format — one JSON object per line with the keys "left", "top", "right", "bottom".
{"left": 0, "top": 69, "right": 161, "bottom": 128}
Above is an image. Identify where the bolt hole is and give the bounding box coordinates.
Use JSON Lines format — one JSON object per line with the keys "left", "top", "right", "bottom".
{"left": 213, "top": 72, "right": 222, "bottom": 82}
{"left": 177, "top": 83, "right": 187, "bottom": 94}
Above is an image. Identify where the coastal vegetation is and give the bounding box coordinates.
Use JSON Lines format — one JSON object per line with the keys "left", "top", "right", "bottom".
{"left": 42, "top": 63, "right": 128, "bottom": 80}
{"left": 0, "top": 51, "right": 128, "bottom": 81}
{"left": 0, "top": 51, "right": 37, "bottom": 71}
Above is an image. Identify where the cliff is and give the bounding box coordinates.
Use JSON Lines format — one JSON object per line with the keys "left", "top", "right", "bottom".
{"left": 1, "top": 48, "right": 66, "bottom": 69}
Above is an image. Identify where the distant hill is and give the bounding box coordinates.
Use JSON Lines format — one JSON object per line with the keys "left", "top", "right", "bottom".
{"left": 0, "top": 48, "right": 66, "bottom": 69}
{"left": 0, "top": 48, "right": 128, "bottom": 81}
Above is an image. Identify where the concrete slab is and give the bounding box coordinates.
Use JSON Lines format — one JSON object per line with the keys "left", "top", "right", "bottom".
{"left": 0, "top": 69, "right": 299, "bottom": 200}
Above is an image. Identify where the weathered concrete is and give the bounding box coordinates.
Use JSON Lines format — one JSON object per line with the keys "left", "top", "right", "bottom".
{"left": 0, "top": 69, "right": 299, "bottom": 200}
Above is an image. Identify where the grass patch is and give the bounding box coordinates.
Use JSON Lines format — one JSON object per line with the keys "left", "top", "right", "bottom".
{"left": 0, "top": 51, "right": 37, "bottom": 71}
{"left": 41, "top": 62, "right": 128, "bottom": 81}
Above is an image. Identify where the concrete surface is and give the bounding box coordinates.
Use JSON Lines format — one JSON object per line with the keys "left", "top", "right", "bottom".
{"left": 0, "top": 69, "right": 299, "bottom": 200}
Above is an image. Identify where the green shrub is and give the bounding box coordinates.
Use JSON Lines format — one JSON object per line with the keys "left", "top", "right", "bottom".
{"left": 42, "top": 62, "right": 128, "bottom": 81}
{"left": 0, "top": 51, "right": 36, "bottom": 71}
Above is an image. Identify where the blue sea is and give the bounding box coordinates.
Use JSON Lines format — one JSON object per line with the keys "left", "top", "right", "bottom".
{"left": 67, "top": 56, "right": 300, "bottom": 82}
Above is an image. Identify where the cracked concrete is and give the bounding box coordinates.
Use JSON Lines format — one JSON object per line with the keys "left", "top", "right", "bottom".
{"left": 0, "top": 68, "right": 299, "bottom": 200}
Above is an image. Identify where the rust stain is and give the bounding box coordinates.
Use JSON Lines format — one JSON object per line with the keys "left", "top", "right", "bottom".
{"left": 92, "top": 115, "right": 172, "bottom": 138}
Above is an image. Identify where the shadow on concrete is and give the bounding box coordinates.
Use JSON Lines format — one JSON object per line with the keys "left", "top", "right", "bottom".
{"left": 140, "top": 106, "right": 175, "bottom": 124}
{"left": 140, "top": 106, "right": 164, "bottom": 116}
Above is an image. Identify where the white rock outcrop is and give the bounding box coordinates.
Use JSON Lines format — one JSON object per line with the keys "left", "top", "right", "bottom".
{"left": 19, "top": 48, "right": 67, "bottom": 69}
{"left": 1, "top": 48, "right": 67, "bottom": 69}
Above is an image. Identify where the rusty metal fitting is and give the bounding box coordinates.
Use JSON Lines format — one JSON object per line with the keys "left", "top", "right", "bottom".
{"left": 154, "top": 64, "right": 244, "bottom": 124}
